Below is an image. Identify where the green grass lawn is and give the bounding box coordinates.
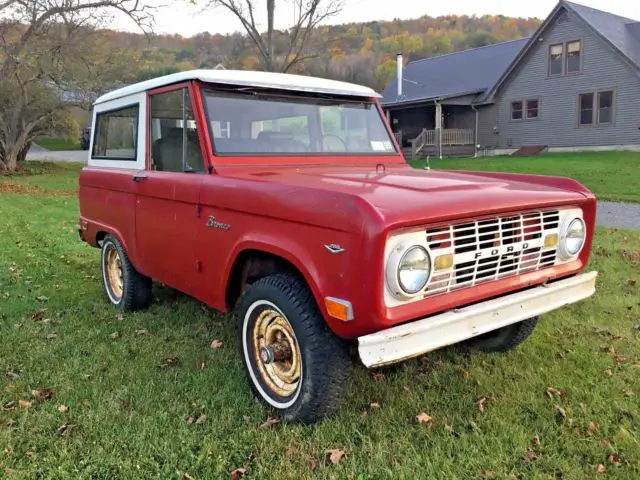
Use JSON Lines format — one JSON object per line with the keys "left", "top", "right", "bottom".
{"left": 411, "top": 152, "right": 640, "bottom": 203}
{"left": 1, "top": 168, "right": 639, "bottom": 479}
{"left": 35, "top": 138, "right": 82, "bottom": 151}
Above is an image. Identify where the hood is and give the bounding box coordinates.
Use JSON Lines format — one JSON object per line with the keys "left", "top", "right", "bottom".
{"left": 219, "top": 163, "right": 589, "bottom": 232}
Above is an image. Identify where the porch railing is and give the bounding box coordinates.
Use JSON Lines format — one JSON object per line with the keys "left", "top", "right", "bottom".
{"left": 408, "top": 128, "right": 474, "bottom": 159}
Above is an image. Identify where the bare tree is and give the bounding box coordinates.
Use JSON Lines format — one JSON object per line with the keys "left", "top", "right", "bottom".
{"left": 205, "top": 0, "right": 345, "bottom": 72}
{"left": 0, "top": 0, "right": 153, "bottom": 172}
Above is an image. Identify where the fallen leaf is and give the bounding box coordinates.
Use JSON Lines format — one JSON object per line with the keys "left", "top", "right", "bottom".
{"left": 35, "top": 296, "right": 49, "bottom": 302}
{"left": 6, "top": 371, "right": 20, "bottom": 380}
{"left": 608, "top": 454, "right": 622, "bottom": 466}
{"left": 556, "top": 406, "right": 567, "bottom": 419}
{"left": 186, "top": 416, "right": 194, "bottom": 425}
{"left": 158, "top": 356, "right": 179, "bottom": 368}
{"left": 210, "top": 339, "right": 223, "bottom": 349}
{"left": 480, "top": 470, "right": 497, "bottom": 479}
{"left": 25, "top": 450, "right": 35, "bottom": 458}
{"left": 109, "top": 332, "right": 120, "bottom": 339}
{"left": 180, "top": 473, "right": 195, "bottom": 480}
{"left": 587, "top": 422, "right": 599, "bottom": 436}
{"left": 370, "top": 402, "right": 381, "bottom": 409}
{"left": 372, "top": 372, "right": 385, "bottom": 381}
{"left": 46, "top": 333, "right": 57, "bottom": 340}
{"left": 532, "top": 434, "right": 541, "bottom": 446}
{"left": 326, "top": 448, "right": 346, "bottom": 465}
{"left": 597, "top": 464, "right": 606, "bottom": 475}
{"left": 135, "top": 329, "right": 151, "bottom": 337}
{"left": 623, "top": 388, "right": 634, "bottom": 397}
{"left": 56, "top": 423, "right": 75, "bottom": 437}
{"left": 310, "top": 459, "right": 319, "bottom": 471}
{"left": 122, "top": 400, "right": 131, "bottom": 409}
{"left": 243, "top": 415, "right": 251, "bottom": 425}
{"left": 58, "top": 405, "right": 68, "bottom": 413}
{"left": 605, "top": 368, "right": 613, "bottom": 377}
{"left": 199, "top": 361, "right": 206, "bottom": 370}
{"left": 115, "top": 313, "right": 123, "bottom": 321}
{"left": 476, "top": 395, "right": 496, "bottom": 413}
{"left": 5, "top": 419, "right": 17, "bottom": 427}
{"left": 230, "top": 468, "right": 247, "bottom": 480}
{"left": 416, "top": 412, "right": 434, "bottom": 426}
{"left": 546, "top": 386, "right": 563, "bottom": 398}
{"left": 1, "top": 401, "right": 16, "bottom": 411}
{"left": 445, "top": 424, "right": 460, "bottom": 437}
{"left": 18, "top": 400, "right": 32, "bottom": 409}
{"left": 600, "top": 439, "right": 612, "bottom": 449}
{"left": 4, "top": 468, "right": 17, "bottom": 476}
{"left": 259, "top": 416, "right": 280, "bottom": 428}
{"left": 195, "top": 414, "right": 206, "bottom": 425}
{"left": 31, "top": 388, "right": 54, "bottom": 402}
{"left": 15, "top": 323, "right": 23, "bottom": 329}
{"left": 285, "top": 445, "right": 299, "bottom": 457}
{"left": 523, "top": 451, "right": 538, "bottom": 464}
{"left": 628, "top": 279, "right": 637, "bottom": 287}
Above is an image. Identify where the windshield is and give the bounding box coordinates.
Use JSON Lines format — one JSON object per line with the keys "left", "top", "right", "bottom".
{"left": 203, "top": 89, "right": 396, "bottom": 156}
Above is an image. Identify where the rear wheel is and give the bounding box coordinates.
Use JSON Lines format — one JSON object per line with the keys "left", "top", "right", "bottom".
{"left": 467, "top": 317, "right": 538, "bottom": 353}
{"left": 101, "top": 234, "right": 152, "bottom": 311}
{"left": 238, "top": 274, "right": 351, "bottom": 424}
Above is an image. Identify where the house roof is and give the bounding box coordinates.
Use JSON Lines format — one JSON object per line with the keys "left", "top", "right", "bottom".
{"left": 380, "top": 38, "right": 529, "bottom": 107}
{"left": 564, "top": 1, "right": 640, "bottom": 69}
{"left": 95, "top": 69, "right": 380, "bottom": 105}
{"left": 484, "top": 1, "right": 640, "bottom": 101}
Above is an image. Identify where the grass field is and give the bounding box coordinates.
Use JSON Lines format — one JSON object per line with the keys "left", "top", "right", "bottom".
{"left": 1, "top": 166, "right": 639, "bottom": 479}
{"left": 411, "top": 152, "right": 640, "bottom": 203}
{"left": 35, "top": 138, "right": 82, "bottom": 151}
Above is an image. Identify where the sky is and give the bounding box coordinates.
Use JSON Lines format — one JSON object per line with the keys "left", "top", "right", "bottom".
{"left": 125, "top": 0, "right": 639, "bottom": 37}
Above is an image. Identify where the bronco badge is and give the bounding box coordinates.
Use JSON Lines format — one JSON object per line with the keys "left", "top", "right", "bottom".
{"left": 206, "top": 216, "right": 231, "bottom": 230}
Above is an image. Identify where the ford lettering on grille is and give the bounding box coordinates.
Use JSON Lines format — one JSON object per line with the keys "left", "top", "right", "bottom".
{"left": 424, "top": 210, "right": 560, "bottom": 297}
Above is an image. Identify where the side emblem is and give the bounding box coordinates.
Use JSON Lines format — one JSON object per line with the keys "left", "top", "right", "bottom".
{"left": 206, "top": 216, "right": 231, "bottom": 230}
{"left": 325, "top": 244, "right": 345, "bottom": 254}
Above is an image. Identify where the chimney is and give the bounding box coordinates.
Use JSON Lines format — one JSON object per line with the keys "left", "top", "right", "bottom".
{"left": 396, "top": 53, "right": 403, "bottom": 98}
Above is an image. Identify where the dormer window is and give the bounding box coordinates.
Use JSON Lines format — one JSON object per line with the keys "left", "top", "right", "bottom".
{"left": 549, "top": 44, "right": 564, "bottom": 76}
{"left": 567, "top": 40, "right": 582, "bottom": 73}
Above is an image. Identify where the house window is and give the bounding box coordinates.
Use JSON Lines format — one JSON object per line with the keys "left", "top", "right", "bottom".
{"left": 511, "top": 101, "right": 523, "bottom": 120}
{"left": 597, "top": 91, "right": 614, "bottom": 124}
{"left": 526, "top": 99, "right": 539, "bottom": 119}
{"left": 578, "top": 91, "right": 614, "bottom": 126}
{"left": 579, "top": 93, "right": 594, "bottom": 125}
{"left": 567, "top": 40, "right": 581, "bottom": 73}
{"left": 549, "top": 44, "right": 564, "bottom": 76}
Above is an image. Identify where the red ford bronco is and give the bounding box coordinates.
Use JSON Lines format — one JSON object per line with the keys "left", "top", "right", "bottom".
{"left": 79, "top": 70, "right": 597, "bottom": 423}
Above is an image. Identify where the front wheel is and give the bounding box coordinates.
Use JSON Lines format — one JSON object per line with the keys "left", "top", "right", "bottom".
{"left": 467, "top": 317, "right": 538, "bottom": 353}
{"left": 237, "top": 274, "right": 351, "bottom": 424}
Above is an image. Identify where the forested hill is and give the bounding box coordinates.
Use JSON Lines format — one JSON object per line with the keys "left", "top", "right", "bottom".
{"left": 99, "top": 14, "right": 541, "bottom": 91}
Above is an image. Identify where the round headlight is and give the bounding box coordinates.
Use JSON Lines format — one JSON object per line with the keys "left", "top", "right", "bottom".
{"left": 561, "top": 217, "right": 586, "bottom": 258}
{"left": 397, "top": 246, "right": 431, "bottom": 295}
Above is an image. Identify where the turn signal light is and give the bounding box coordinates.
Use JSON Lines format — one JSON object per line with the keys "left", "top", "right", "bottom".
{"left": 324, "top": 297, "right": 354, "bottom": 322}
{"left": 434, "top": 253, "right": 454, "bottom": 271}
{"left": 544, "top": 234, "right": 559, "bottom": 248}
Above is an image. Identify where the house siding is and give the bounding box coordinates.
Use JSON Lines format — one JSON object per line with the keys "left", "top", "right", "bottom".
{"left": 489, "top": 7, "right": 640, "bottom": 148}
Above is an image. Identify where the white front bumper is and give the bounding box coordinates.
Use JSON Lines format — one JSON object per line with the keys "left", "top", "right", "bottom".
{"left": 358, "top": 271, "right": 597, "bottom": 368}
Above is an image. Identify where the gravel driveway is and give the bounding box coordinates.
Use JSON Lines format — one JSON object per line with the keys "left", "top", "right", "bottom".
{"left": 597, "top": 201, "right": 640, "bottom": 230}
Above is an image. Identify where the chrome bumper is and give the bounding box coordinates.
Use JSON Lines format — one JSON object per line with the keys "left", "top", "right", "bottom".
{"left": 358, "top": 271, "right": 597, "bottom": 368}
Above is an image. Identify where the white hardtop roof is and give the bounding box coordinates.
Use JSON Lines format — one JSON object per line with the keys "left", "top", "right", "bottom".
{"left": 94, "top": 69, "right": 381, "bottom": 105}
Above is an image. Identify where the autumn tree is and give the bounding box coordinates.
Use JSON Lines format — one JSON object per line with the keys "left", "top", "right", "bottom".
{"left": 204, "top": 0, "right": 345, "bottom": 72}
{"left": 0, "top": 0, "right": 153, "bottom": 172}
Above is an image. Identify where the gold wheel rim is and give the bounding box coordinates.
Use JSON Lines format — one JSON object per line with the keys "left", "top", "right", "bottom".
{"left": 252, "top": 309, "right": 301, "bottom": 397}
{"left": 106, "top": 247, "right": 123, "bottom": 301}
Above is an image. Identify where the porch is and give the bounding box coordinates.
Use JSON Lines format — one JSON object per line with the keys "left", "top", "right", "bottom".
{"left": 386, "top": 102, "right": 478, "bottom": 159}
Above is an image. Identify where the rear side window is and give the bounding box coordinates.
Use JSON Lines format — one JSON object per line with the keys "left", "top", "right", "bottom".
{"left": 92, "top": 105, "right": 139, "bottom": 160}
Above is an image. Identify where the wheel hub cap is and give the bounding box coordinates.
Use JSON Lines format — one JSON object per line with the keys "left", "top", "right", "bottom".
{"left": 252, "top": 309, "right": 301, "bottom": 397}
{"left": 106, "top": 247, "right": 123, "bottom": 301}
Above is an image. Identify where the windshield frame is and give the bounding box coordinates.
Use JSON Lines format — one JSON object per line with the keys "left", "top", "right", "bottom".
{"left": 200, "top": 84, "right": 401, "bottom": 162}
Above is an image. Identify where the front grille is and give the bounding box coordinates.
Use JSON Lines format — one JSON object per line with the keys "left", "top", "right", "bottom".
{"left": 424, "top": 210, "right": 560, "bottom": 297}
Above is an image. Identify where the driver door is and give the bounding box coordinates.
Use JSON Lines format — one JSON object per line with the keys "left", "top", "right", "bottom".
{"left": 134, "top": 84, "right": 206, "bottom": 297}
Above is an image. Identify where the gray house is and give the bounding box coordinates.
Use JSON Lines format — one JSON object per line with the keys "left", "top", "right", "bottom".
{"left": 382, "top": 0, "right": 640, "bottom": 158}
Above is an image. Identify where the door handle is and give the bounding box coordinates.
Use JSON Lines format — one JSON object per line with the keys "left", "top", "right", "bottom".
{"left": 132, "top": 173, "right": 148, "bottom": 182}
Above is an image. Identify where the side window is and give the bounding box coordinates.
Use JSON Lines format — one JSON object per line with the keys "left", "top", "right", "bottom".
{"left": 92, "top": 105, "right": 138, "bottom": 160}
{"left": 149, "top": 88, "right": 204, "bottom": 172}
